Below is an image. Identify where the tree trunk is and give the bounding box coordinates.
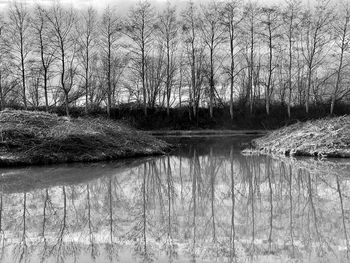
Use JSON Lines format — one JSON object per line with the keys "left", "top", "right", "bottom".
{"left": 85, "top": 46, "right": 89, "bottom": 115}
{"left": 43, "top": 70, "right": 49, "bottom": 112}
{"left": 330, "top": 98, "right": 335, "bottom": 116}
{"left": 266, "top": 25, "right": 272, "bottom": 116}
{"left": 40, "top": 30, "right": 49, "bottom": 112}
{"left": 331, "top": 13, "right": 348, "bottom": 115}
{"left": 0, "top": 72, "right": 2, "bottom": 111}
{"left": 61, "top": 44, "right": 68, "bottom": 117}
{"left": 249, "top": 14, "right": 254, "bottom": 115}
{"left": 20, "top": 33, "right": 27, "bottom": 110}
{"left": 142, "top": 46, "right": 147, "bottom": 117}
{"left": 21, "top": 57, "right": 27, "bottom": 110}
{"left": 305, "top": 66, "right": 311, "bottom": 114}
{"left": 35, "top": 77, "right": 40, "bottom": 108}
{"left": 188, "top": 86, "right": 192, "bottom": 121}
{"left": 191, "top": 30, "right": 196, "bottom": 119}
{"left": 287, "top": 102, "right": 291, "bottom": 119}
{"left": 229, "top": 34, "right": 234, "bottom": 120}
{"left": 179, "top": 65, "right": 183, "bottom": 108}
{"left": 107, "top": 92, "right": 111, "bottom": 118}
{"left": 266, "top": 96, "right": 270, "bottom": 115}
{"left": 107, "top": 36, "right": 112, "bottom": 118}
{"left": 64, "top": 91, "right": 70, "bottom": 117}
{"left": 166, "top": 39, "right": 170, "bottom": 117}
{"left": 288, "top": 28, "right": 292, "bottom": 119}
{"left": 85, "top": 71, "right": 89, "bottom": 115}
{"left": 209, "top": 48, "right": 214, "bottom": 119}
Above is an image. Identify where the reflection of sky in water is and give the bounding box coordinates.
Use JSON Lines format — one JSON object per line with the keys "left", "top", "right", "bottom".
{"left": 0, "top": 136, "right": 350, "bottom": 263}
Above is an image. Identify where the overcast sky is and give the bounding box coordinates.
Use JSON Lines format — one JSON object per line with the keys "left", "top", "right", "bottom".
{"left": 0, "top": 0, "right": 183, "bottom": 11}
{"left": 0, "top": 0, "right": 296, "bottom": 10}
{"left": 0, "top": 0, "right": 318, "bottom": 14}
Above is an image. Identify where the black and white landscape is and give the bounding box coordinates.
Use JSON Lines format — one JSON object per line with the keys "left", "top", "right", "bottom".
{"left": 0, "top": 0, "right": 350, "bottom": 262}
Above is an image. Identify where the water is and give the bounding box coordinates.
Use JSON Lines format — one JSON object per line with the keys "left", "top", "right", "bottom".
{"left": 0, "top": 135, "right": 350, "bottom": 263}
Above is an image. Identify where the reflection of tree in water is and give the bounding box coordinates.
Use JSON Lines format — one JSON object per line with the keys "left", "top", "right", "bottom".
{"left": 122, "top": 162, "right": 155, "bottom": 262}
{"left": 1, "top": 150, "right": 350, "bottom": 262}
{"left": 103, "top": 176, "right": 120, "bottom": 262}
{"left": 201, "top": 147, "right": 226, "bottom": 259}
{"left": 287, "top": 163, "right": 295, "bottom": 257}
{"left": 336, "top": 173, "right": 350, "bottom": 259}
{"left": 162, "top": 156, "right": 178, "bottom": 262}
{"left": 86, "top": 183, "right": 98, "bottom": 259}
{"left": 229, "top": 148, "right": 236, "bottom": 263}
{"left": 39, "top": 189, "right": 52, "bottom": 262}
{"left": 50, "top": 187, "right": 68, "bottom": 263}
{"left": 13, "top": 193, "right": 28, "bottom": 263}
{"left": 238, "top": 155, "right": 257, "bottom": 257}
{"left": 266, "top": 156, "right": 274, "bottom": 253}
{"left": 187, "top": 149, "right": 204, "bottom": 262}
{"left": 0, "top": 194, "right": 4, "bottom": 262}
{"left": 48, "top": 186, "right": 81, "bottom": 263}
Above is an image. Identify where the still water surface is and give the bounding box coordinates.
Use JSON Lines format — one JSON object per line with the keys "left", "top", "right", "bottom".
{"left": 0, "top": 136, "right": 350, "bottom": 263}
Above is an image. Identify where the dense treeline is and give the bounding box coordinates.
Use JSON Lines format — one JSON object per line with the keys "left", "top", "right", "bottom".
{"left": 0, "top": 0, "right": 349, "bottom": 121}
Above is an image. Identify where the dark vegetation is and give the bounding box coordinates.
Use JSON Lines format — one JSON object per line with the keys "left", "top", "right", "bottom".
{"left": 6, "top": 101, "right": 350, "bottom": 130}
{"left": 0, "top": 110, "right": 168, "bottom": 167}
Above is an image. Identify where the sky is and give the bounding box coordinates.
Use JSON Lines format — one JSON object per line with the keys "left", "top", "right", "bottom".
{"left": 0, "top": 0, "right": 288, "bottom": 11}
{"left": 0, "top": 0, "right": 181, "bottom": 11}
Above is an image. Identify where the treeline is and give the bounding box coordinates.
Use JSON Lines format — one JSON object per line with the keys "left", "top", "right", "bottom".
{"left": 0, "top": 0, "right": 349, "bottom": 120}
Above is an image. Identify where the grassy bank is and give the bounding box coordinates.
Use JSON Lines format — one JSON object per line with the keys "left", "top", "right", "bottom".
{"left": 244, "top": 115, "right": 350, "bottom": 158}
{"left": 0, "top": 110, "right": 168, "bottom": 167}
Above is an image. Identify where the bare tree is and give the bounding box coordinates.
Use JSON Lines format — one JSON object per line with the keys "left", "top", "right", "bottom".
{"left": 260, "top": 6, "right": 281, "bottom": 115}
{"left": 0, "top": 15, "right": 7, "bottom": 110}
{"left": 181, "top": 0, "right": 201, "bottom": 118}
{"left": 157, "top": 1, "right": 179, "bottom": 116}
{"left": 242, "top": 2, "right": 260, "bottom": 114}
{"left": 28, "top": 64, "right": 41, "bottom": 107}
{"left": 301, "top": 0, "right": 333, "bottom": 113}
{"left": 200, "top": 1, "right": 226, "bottom": 118}
{"left": 32, "top": 5, "right": 56, "bottom": 111}
{"left": 77, "top": 7, "right": 98, "bottom": 114}
{"left": 283, "top": 0, "right": 302, "bottom": 118}
{"left": 330, "top": 1, "right": 350, "bottom": 115}
{"left": 145, "top": 45, "right": 166, "bottom": 108}
{"left": 124, "top": 0, "right": 155, "bottom": 117}
{"left": 7, "top": 2, "right": 32, "bottom": 109}
{"left": 222, "top": 0, "right": 242, "bottom": 120}
{"left": 100, "top": 6, "right": 122, "bottom": 117}
{"left": 46, "top": 4, "right": 77, "bottom": 117}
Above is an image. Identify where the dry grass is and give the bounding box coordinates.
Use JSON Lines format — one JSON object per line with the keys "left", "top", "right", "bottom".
{"left": 0, "top": 110, "right": 168, "bottom": 166}
{"left": 243, "top": 115, "right": 350, "bottom": 158}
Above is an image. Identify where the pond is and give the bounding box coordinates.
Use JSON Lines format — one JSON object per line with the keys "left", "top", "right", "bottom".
{"left": 0, "top": 135, "right": 350, "bottom": 263}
